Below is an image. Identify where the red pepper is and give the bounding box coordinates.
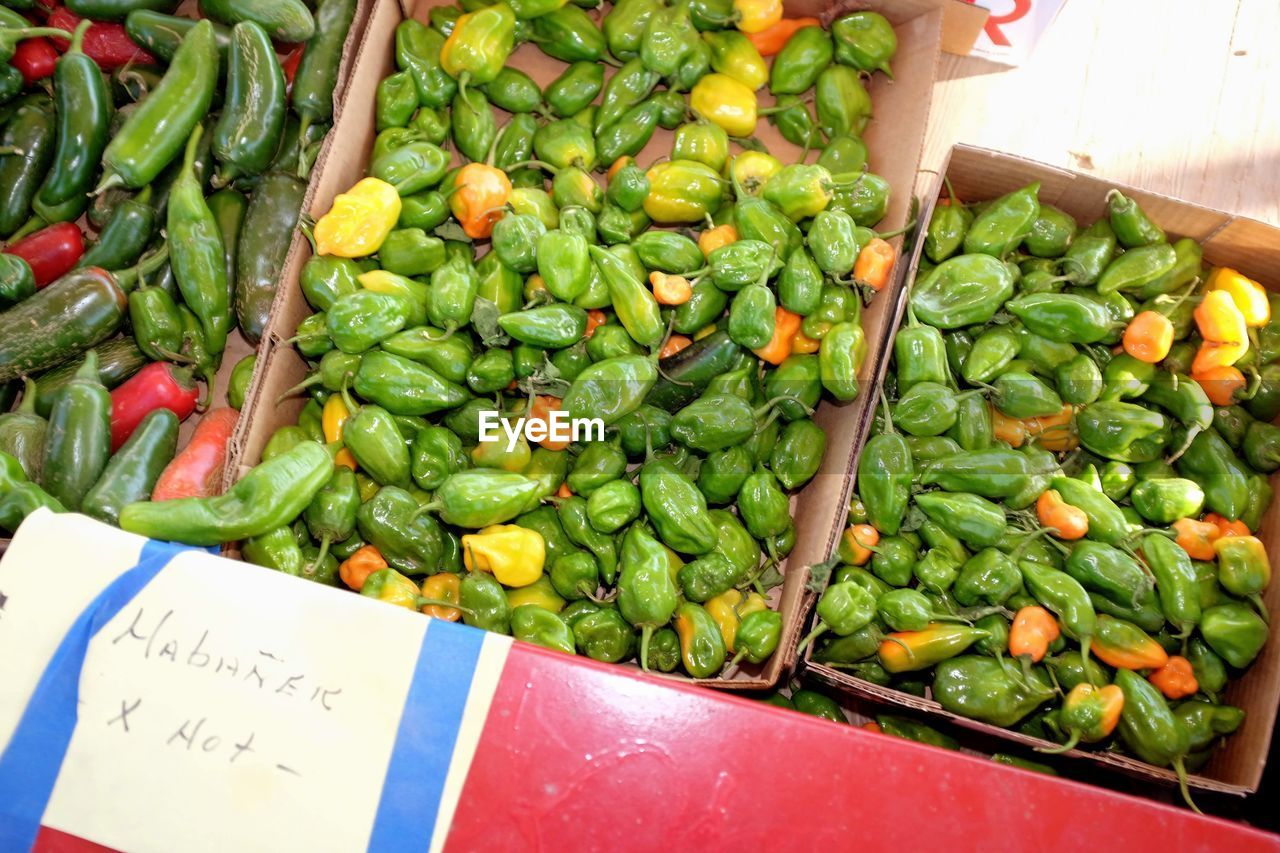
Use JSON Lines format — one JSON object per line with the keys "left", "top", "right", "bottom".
{"left": 46, "top": 6, "right": 155, "bottom": 69}
{"left": 109, "top": 362, "right": 199, "bottom": 452}
{"left": 11, "top": 36, "right": 58, "bottom": 83}
{"left": 281, "top": 43, "right": 304, "bottom": 97}
{"left": 3, "top": 221, "right": 83, "bottom": 287}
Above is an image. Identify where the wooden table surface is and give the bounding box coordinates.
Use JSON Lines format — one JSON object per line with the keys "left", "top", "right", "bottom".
{"left": 924, "top": 0, "right": 1280, "bottom": 225}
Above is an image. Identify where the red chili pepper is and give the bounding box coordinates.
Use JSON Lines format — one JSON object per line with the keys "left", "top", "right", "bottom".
{"left": 281, "top": 43, "right": 304, "bottom": 97}
{"left": 109, "top": 362, "right": 200, "bottom": 452}
{"left": 46, "top": 5, "right": 155, "bottom": 69}
{"left": 11, "top": 36, "right": 58, "bottom": 83}
{"left": 3, "top": 221, "right": 83, "bottom": 287}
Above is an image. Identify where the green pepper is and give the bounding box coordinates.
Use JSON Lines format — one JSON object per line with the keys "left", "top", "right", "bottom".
{"left": 1096, "top": 243, "right": 1178, "bottom": 296}
{"left": 911, "top": 254, "right": 1016, "bottom": 329}
{"left": 1106, "top": 190, "right": 1166, "bottom": 248}
{"left": 120, "top": 442, "right": 331, "bottom": 545}
{"left": 1198, "top": 602, "right": 1267, "bottom": 669}
{"left": 813, "top": 64, "right": 870, "bottom": 138}
{"left": 564, "top": 353, "right": 658, "bottom": 426}
{"left": 832, "top": 10, "right": 896, "bottom": 74}
{"left": 559, "top": 496, "right": 619, "bottom": 585}
{"left": 1006, "top": 293, "right": 1117, "bottom": 344}
{"left": 530, "top": 5, "right": 605, "bottom": 63}
{"left": 1076, "top": 401, "right": 1170, "bottom": 463}
{"left": 38, "top": 352, "right": 112, "bottom": 513}
{"left": 933, "top": 655, "right": 1054, "bottom": 727}
{"left": 376, "top": 69, "right": 418, "bottom": 131}
{"left": 1021, "top": 205, "right": 1076, "bottom": 257}
{"left": 1174, "top": 428, "right": 1250, "bottom": 521}
{"left": 259, "top": 429, "right": 304, "bottom": 467}
{"left": 584, "top": 478, "right": 640, "bottom": 533}
{"left": 97, "top": 20, "right": 216, "bottom": 191}
{"left": 639, "top": 456, "right": 718, "bottom": 555}
{"left": 964, "top": 183, "right": 1040, "bottom": 257}
{"left": 858, "top": 398, "right": 912, "bottom": 535}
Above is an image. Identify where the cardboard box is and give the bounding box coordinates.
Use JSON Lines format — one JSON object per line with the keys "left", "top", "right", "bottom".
{"left": 225, "top": 0, "right": 964, "bottom": 689}
{"left": 804, "top": 142, "right": 1280, "bottom": 795}
{"left": 2, "top": 510, "right": 1277, "bottom": 850}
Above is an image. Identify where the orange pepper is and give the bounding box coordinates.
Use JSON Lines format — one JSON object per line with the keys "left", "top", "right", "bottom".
{"left": 1022, "top": 404, "right": 1076, "bottom": 451}
{"left": 839, "top": 524, "right": 879, "bottom": 565}
{"left": 991, "top": 405, "right": 1026, "bottom": 447}
{"left": 746, "top": 16, "right": 820, "bottom": 55}
{"left": 1207, "top": 266, "right": 1270, "bottom": 328}
{"left": 449, "top": 162, "right": 511, "bottom": 239}
{"left": 1093, "top": 623, "right": 1169, "bottom": 671}
{"left": 584, "top": 309, "right": 607, "bottom": 338}
{"left": 322, "top": 394, "right": 357, "bottom": 470}
{"left": 791, "top": 328, "right": 820, "bottom": 354}
{"left": 861, "top": 721, "right": 883, "bottom": 734}
{"left": 1191, "top": 365, "right": 1245, "bottom": 407}
{"left": 527, "top": 395, "right": 570, "bottom": 450}
{"left": 420, "top": 573, "right": 463, "bottom": 621}
{"left": 698, "top": 223, "right": 738, "bottom": 256}
{"left": 607, "top": 156, "right": 633, "bottom": 182}
{"left": 1009, "top": 606, "right": 1060, "bottom": 662}
{"left": 660, "top": 334, "right": 692, "bottom": 358}
{"left": 650, "top": 271, "right": 693, "bottom": 305}
{"left": 1149, "top": 655, "right": 1198, "bottom": 700}
{"left": 339, "top": 544, "right": 387, "bottom": 591}
{"left": 751, "top": 306, "right": 803, "bottom": 365}
{"left": 853, "top": 237, "right": 895, "bottom": 291}
{"left": 1172, "top": 517, "right": 1220, "bottom": 561}
{"left": 1122, "top": 310, "right": 1174, "bottom": 363}
{"left": 1203, "top": 512, "right": 1250, "bottom": 538}
{"left": 1036, "top": 489, "right": 1089, "bottom": 540}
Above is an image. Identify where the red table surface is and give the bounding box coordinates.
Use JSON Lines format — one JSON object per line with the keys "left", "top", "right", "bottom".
{"left": 26, "top": 640, "right": 1280, "bottom": 852}
{"left": 447, "top": 646, "right": 1280, "bottom": 852}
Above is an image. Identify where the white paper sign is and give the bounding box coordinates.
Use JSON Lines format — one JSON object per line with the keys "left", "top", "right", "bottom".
{"left": 0, "top": 510, "right": 510, "bottom": 853}
{"left": 961, "top": 0, "right": 1068, "bottom": 65}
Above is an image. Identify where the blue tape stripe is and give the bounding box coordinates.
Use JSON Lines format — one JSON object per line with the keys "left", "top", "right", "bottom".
{"left": 0, "top": 538, "right": 198, "bottom": 851}
{"left": 368, "top": 619, "right": 485, "bottom": 853}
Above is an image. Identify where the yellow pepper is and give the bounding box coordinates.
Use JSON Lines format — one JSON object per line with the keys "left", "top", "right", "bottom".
{"left": 791, "top": 328, "right": 820, "bottom": 354}
{"left": 505, "top": 576, "right": 566, "bottom": 612}
{"left": 698, "top": 223, "right": 738, "bottom": 256}
{"left": 1193, "top": 290, "right": 1249, "bottom": 374}
{"left": 360, "top": 568, "right": 421, "bottom": 610}
{"left": 421, "top": 573, "right": 463, "bottom": 621}
{"left": 313, "top": 177, "right": 401, "bottom": 258}
{"left": 691, "top": 73, "right": 759, "bottom": 138}
{"left": 704, "top": 31, "right": 768, "bottom": 90}
{"left": 1207, "top": 267, "right": 1270, "bottom": 328}
{"left": 733, "top": 0, "right": 782, "bottom": 34}
{"left": 706, "top": 589, "right": 744, "bottom": 650}
{"left": 727, "top": 150, "right": 782, "bottom": 196}
{"left": 322, "top": 394, "right": 358, "bottom": 470}
{"left": 462, "top": 524, "right": 545, "bottom": 587}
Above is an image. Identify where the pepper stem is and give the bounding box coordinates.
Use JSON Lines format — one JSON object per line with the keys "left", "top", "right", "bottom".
{"left": 1035, "top": 728, "right": 1081, "bottom": 755}
{"left": 277, "top": 373, "right": 324, "bottom": 403}
{"left": 640, "top": 625, "right": 653, "bottom": 672}
{"left": 304, "top": 535, "right": 332, "bottom": 580}
{"left": 794, "top": 622, "right": 828, "bottom": 658}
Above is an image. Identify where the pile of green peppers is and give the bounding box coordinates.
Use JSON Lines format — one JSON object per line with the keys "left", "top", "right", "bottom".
{"left": 806, "top": 181, "right": 1279, "bottom": 806}
{"left": 0, "top": 2, "right": 358, "bottom": 418}
{"left": 212, "top": 1, "right": 902, "bottom": 680}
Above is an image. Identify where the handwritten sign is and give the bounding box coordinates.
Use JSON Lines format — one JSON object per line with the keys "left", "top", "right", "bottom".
{"left": 0, "top": 510, "right": 510, "bottom": 852}
{"left": 960, "top": 0, "right": 1068, "bottom": 65}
